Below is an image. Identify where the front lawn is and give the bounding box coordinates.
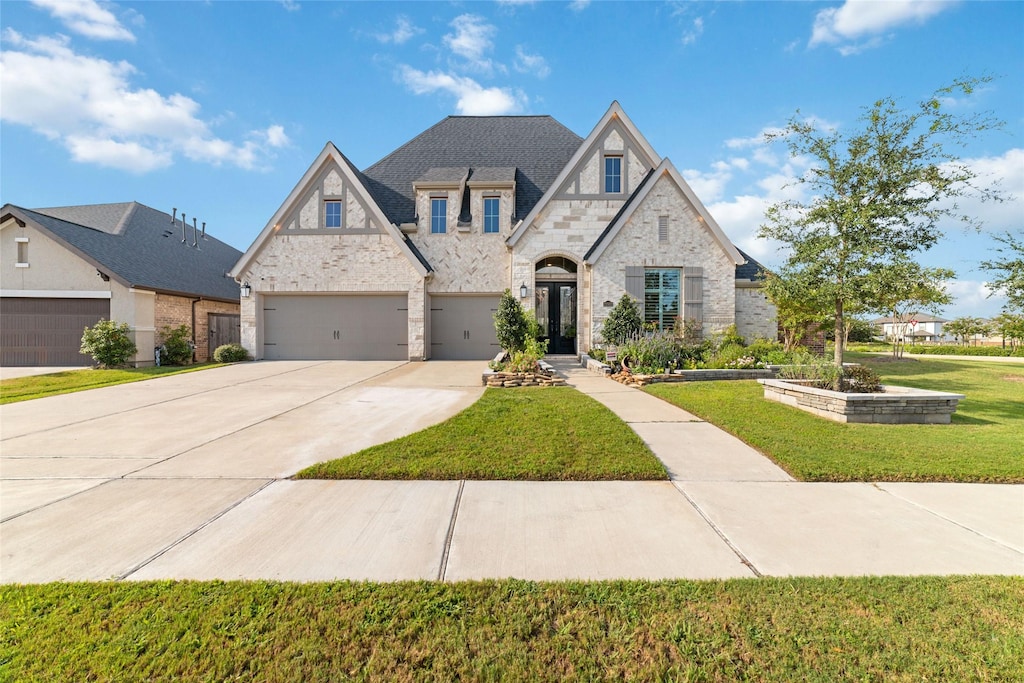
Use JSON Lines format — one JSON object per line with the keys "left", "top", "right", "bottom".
{"left": 0, "top": 364, "right": 220, "bottom": 405}
{"left": 2, "top": 577, "right": 1021, "bottom": 681}
{"left": 297, "top": 387, "right": 666, "bottom": 481}
{"left": 646, "top": 356, "right": 1024, "bottom": 483}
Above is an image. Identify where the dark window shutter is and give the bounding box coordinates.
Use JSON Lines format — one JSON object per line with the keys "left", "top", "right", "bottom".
{"left": 683, "top": 266, "right": 703, "bottom": 324}
{"left": 625, "top": 266, "right": 644, "bottom": 316}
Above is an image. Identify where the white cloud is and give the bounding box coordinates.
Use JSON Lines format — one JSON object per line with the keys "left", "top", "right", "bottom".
{"left": 569, "top": 0, "right": 591, "bottom": 11}
{"left": 682, "top": 17, "right": 704, "bottom": 46}
{"left": 810, "top": 0, "right": 955, "bottom": 53}
{"left": 941, "top": 148, "right": 1024, "bottom": 232}
{"left": 513, "top": 46, "right": 550, "bottom": 79}
{"left": 443, "top": 14, "right": 497, "bottom": 72}
{"left": 279, "top": 0, "right": 300, "bottom": 12}
{"left": 29, "top": 0, "right": 135, "bottom": 42}
{"left": 398, "top": 66, "right": 524, "bottom": 116}
{"left": 0, "top": 30, "right": 287, "bottom": 173}
{"left": 375, "top": 15, "right": 423, "bottom": 45}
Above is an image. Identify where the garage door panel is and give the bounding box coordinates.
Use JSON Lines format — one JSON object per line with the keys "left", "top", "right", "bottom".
{"left": 263, "top": 295, "right": 407, "bottom": 361}
{"left": 1, "top": 298, "right": 109, "bottom": 366}
{"left": 431, "top": 295, "right": 500, "bottom": 360}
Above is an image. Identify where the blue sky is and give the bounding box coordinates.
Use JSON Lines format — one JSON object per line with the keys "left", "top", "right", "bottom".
{"left": 2, "top": 0, "right": 1022, "bottom": 318}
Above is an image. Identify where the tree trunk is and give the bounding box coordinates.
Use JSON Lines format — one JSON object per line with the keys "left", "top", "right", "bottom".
{"left": 833, "top": 299, "right": 844, "bottom": 391}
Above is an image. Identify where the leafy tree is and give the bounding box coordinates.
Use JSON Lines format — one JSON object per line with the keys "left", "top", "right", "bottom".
{"left": 493, "top": 289, "right": 529, "bottom": 353}
{"left": 945, "top": 316, "right": 992, "bottom": 346}
{"left": 992, "top": 313, "right": 1024, "bottom": 349}
{"left": 759, "top": 77, "right": 1003, "bottom": 368}
{"left": 80, "top": 319, "right": 137, "bottom": 368}
{"left": 981, "top": 230, "right": 1024, "bottom": 313}
{"left": 867, "top": 260, "right": 953, "bottom": 359}
{"left": 600, "top": 294, "right": 643, "bottom": 345}
{"left": 762, "top": 270, "right": 827, "bottom": 352}
{"left": 159, "top": 324, "right": 194, "bottom": 365}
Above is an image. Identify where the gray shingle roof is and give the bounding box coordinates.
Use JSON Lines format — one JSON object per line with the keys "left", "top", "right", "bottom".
{"left": 735, "top": 247, "right": 768, "bottom": 281}
{"left": 415, "top": 167, "right": 469, "bottom": 184}
{"left": 8, "top": 202, "right": 242, "bottom": 301}
{"left": 361, "top": 116, "right": 584, "bottom": 224}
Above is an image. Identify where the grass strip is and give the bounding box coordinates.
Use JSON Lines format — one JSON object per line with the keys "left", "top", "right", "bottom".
{"left": 1, "top": 577, "right": 1021, "bottom": 681}
{"left": 297, "top": 386, "right": 667, "bottom": 481}
{"left": 646, "top": 356, "right": 1024, "bottom": 483}
{"left": 0, "top": 364, "right": 221, "bottom": 404}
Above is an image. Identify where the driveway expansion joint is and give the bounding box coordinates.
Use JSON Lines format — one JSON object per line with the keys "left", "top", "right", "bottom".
{"left": 671, "top": 481, "right": 762, "bottom": 577}
{"left": 438, "top": 480, "right": 465, "bottom": 581}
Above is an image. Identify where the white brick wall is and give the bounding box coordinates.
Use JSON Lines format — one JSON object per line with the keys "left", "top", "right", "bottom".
{"left": 735, "top": 284, "right": 778, "bottom": 342}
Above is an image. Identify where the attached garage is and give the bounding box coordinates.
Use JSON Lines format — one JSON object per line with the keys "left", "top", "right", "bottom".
{"left": 430, "top": 295, "right": 501, "bottom": 360}
{"left": 0, "top": 297, "right": 110, "bottom": 366}
{"left": 262, "top": 294, "right": 408, "bottom": 360}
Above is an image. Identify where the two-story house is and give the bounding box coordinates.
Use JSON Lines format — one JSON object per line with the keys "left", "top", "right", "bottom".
{"left": 230, "top": 102, "right": 776, "bottom": 360}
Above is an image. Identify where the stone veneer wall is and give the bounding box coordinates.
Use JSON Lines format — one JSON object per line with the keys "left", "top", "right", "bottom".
{"left": 735, "top": 283, "right": 778, "bottom": 341}
{"left": 759, "top": 380, "right": 964, "bottom": 424}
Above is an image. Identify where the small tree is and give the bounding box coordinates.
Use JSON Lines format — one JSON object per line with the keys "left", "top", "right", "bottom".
{"left": 867, "top": 260, "right": 953, "bottom": 359}
{"left": 992, "top": 313, "right": 1024, "bottom": 350}
{"left": 601, "top": 294, "right": 643, "bottom": 345}
{"left": 80, "top": 319, "right": 137, "bottom": 368}
{"left": 762, "top": 270, "right": 826, "bottom": 352}
{"left": 159, "top": 324, "right": 194, "bottom": 365}
{"left": 493, "top": 289, "right": 529, "bottom": 353}
{"left": 981, "top": 230, "right": 1024, "bottom": 313}
{"left": 945, "top": 316, "right": 991, "bottom": 346}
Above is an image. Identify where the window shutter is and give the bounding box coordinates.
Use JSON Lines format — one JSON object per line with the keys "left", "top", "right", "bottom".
{"left": 683, "top": 266, "right": 703, "bottom": 325}
{"left": 625, "top": 266, "right": 644, "bottom": 316}
{"left": 658, "top": 216, "right": 669, "bottom": 242}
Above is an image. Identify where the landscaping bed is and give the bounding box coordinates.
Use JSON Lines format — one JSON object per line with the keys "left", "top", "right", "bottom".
{"left": 759, "top": 379, "right": 964, "bottom": 424}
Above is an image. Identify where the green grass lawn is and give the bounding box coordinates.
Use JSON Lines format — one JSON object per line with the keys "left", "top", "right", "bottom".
{"left": 297, "top": 386, "right": 667, "bottom": 481}
{"left": 2, "top": 577, "right": 1020, "bottom": 681}
{"left": 646, "top": 355, "right": 1024, "bottom": 483}
{"left": 0, "top": 364, "right": 221, "bottom": 405}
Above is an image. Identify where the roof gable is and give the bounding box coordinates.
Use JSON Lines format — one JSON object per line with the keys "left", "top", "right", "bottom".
{"left": 231, "top": 143, "right": 430, "bottom": 278}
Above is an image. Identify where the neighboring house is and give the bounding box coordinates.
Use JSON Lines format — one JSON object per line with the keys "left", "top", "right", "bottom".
{"left": 1, "top": 202, "right": 242, "bottom": 366}
{"left": 231, "top": 102, "right": 776, "bottom": 361}
{"left": 872, "top": 314, "right": 949, "bottom": 343}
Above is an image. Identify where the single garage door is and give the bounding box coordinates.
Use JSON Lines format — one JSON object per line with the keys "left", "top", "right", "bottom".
{"left": 430, "top": 295, "right": 501, "bottom": 360}
{"left": 1, "top": 297, "right": 110, "bottom": 366}
{"left": 263, "top": 294, "right": 408, "bottom": 360}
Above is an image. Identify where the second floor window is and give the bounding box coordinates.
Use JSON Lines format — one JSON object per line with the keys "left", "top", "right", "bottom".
{"left": 605, "top": 156, "right": 622, "bottom": 193}
{"left": 483, "top": 197, "right": 500, "bottom": 233}
{"left": 325, "top": 200, "right": 342, "bottom": 228}
{"left": 431, "top": 198, "right": 447, "bottom": 234}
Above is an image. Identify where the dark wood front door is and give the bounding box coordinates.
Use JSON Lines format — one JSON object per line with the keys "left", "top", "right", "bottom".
{"left": 535, "top": 282, "right": 577, "bottom": 355}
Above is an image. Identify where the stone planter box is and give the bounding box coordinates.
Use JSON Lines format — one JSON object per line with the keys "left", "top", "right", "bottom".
{"left": 758, "top": 379, "right": 965, "bottom": 424}
{"left": 482, "top": 358, "right": 566, "bottom": 388}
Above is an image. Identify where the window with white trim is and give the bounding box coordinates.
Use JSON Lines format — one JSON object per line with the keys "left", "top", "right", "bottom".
{"left": 15, "top": 237, "right": 29, "bottom": 267}
{"left": 431, "top": 197, "right": 448, "bottom": 234}
{"left": 644, "top": 269, "right": 680, "bottom": 331}
{"left": 325, "top": 200, "right": 342, "bottom": 228}
{"left": 483, "top": 196, "right": 500, "bottom": 233}
{"left": 604, "top": 155, "right": 622, "bottom": 193}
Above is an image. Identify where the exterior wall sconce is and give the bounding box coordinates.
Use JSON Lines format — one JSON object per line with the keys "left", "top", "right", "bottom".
{"left": 240, "top": 282, "right": 251, "bottom": 298}
{"left": 520, "top": 283, "right": 528, "bottom": 298}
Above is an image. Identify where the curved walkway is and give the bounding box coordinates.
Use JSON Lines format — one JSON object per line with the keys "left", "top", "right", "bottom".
{"left": 1, "top": 359, "right": 1021, "bottom": 583}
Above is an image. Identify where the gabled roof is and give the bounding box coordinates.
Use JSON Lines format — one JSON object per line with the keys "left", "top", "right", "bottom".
{"left": 508, "top": 101, "right": 660, "bottom": 247}
{"left": 734, "top": 247, "right": 769, "bottom": 281}
{"left": 2, "top": 202, "right": 242, "bottom": 301}
{"left": 582, "top": 158, "right": 745, "bottom": 267}
{"left": 361, "top": 116, "right": 583, "bottom": 224}
{"left": 231, "top": 142, "right": 431, "bottom": 278}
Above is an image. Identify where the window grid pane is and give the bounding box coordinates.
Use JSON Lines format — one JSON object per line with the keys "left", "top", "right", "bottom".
{"left": 325, "top": 201, "right": 342, "bottom": 228}
{"left": 605, "top": 156, "right": 622, "bottom": 193}
{"left": 644, "top": 269, "right": 680, "bottom": 331}
{"left": 431, "top": 198, "right": 447, "bottom": 234}
{"left": 483, "top": 197, "right": 499, "bottom": 233}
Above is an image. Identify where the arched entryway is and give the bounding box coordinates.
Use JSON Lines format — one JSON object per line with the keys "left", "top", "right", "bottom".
{"left": 534, "top": 256, "right": 578, "bottom": 354}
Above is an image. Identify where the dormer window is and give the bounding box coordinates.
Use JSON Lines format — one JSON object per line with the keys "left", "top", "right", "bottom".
{"left": 483, "top": 196, "right": 500, "bottom": 234}
{"left": 325, "top": 200, "right": 342, "bottom": 228}
{"left": 604, "top": 155, "right": 622, "bottom": 193}
{"left": 431, "top": 197, "right": 448, "bottom": 234}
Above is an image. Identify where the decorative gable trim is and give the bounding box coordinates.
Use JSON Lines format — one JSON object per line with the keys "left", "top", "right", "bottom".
{"left": 582, "top": 158, "right": 744, "bottom": 266}
{"left": 230, "top": 142, "right": 431, "bottom": 279}
{"left": 507, "top": 101, "right": 660, "bottom": 247}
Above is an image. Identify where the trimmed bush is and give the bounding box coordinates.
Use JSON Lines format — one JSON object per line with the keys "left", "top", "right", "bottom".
{"left": 159, "top": 325, "right": 194, "bottom": 366}
{"left": 908, "top": 345, "right": 1024, "bottom": 357}
{"left": 213, "top": 343, "right": 250, "bottom": 363}
{"left": 601, "top": 295, "right": 643, "bottom": 345}
{"left": 494, "top": 289, "right": 530, "bottom": 353}
{"left": 80, "top": 319, "right": 137, "bottom": 368}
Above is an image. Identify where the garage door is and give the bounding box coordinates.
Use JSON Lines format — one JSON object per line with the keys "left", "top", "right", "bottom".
{"left": 430, "top": 295, "right": 501, "bottom": 360}
{"left": 262, "top": 295, "right": 408, "bottom": 360}
{"left": 1, "top": 297, "right": 110, "bottom": 366}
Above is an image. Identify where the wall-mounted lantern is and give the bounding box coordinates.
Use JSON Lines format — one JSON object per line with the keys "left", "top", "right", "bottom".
{"left": 519, "top": 283, "right": 528, "bottom": 298}
{"left": 240, "top": 282, "right": 251, "bottom": 298}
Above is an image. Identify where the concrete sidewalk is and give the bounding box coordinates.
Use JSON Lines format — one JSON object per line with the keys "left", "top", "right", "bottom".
{"left": 1, "top": 359, "right": 1021, "bottom": 583}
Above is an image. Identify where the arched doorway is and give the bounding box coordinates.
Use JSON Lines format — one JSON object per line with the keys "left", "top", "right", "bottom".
{"left": 534, "top": 256, "right": 577, "bottom": 354}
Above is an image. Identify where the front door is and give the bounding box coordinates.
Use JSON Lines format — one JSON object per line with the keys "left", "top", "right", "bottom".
{"left": 535, "top": 282, "right": 577, "bottom": 355}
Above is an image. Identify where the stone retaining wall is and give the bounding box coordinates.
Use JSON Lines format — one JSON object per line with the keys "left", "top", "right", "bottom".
{"left": 482, "top": 358, "right": 567, "bottom": 388}
{"left": 759, "top": 379, "right": 964, "bottom": 424}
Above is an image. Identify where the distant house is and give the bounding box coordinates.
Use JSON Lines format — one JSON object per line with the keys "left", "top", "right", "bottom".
{"left": 231, "top": 102, "right": 775, "bottom": 361}
{"left": 872, "top": 314, "right": 949, "bottom": 343}
{"left": 1, "top": 202, "right": 242, "bottom": 366}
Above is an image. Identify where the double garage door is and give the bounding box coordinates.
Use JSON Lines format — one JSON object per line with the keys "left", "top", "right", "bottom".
{"left": 263, "top": 294, "right": 408, "bottom": 360}
{"left": 0, "top": 297, "right": 110, "bottom": 366}
{"left": 261, "top": 294, "right": 501, "bottom": 361}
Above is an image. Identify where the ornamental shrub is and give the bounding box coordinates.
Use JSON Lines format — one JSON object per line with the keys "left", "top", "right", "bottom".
{"left": 494, "top": 289, "right": 530, "bottom": 353}
{"left": 80, "top": 319, "right": 137, "bottom": 368}
{"left": 213, "top": 343, "right": 250, "bottom": 363}
{"left": 601, "top": 294, "right": 643, "bottom": 345}
{"left": 159, "top": 324, "right": 194, "bottom": 365}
